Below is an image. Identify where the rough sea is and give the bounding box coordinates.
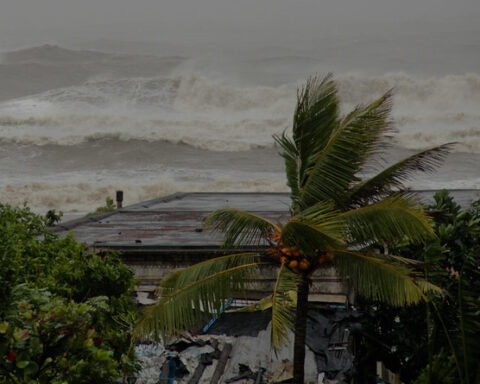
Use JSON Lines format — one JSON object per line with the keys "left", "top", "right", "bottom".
{"left": 1, "top": 30, "right": 480, "bottom": 218}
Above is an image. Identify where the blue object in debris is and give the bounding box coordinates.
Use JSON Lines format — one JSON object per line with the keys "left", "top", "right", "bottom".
{"left": 202, "top": 297, "right": 233, "bottom": 333}
{"left": 158, "top": 353, "right": 177, "bottom": 384}
{"left": 168, "top": 356, "right": 176, "bottom": 384}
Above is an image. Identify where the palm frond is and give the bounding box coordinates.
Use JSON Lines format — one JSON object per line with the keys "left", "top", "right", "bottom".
{"left": 135, "top": 253, "right": 263, "bottom": 340}
{"left": 205, "top": 209, "right": 280, "bottom": 249}
{"left": 350, "top": 143, "right": 454, "bottom": 204}
{"left": 274, "top": 133, "right": 301, "bottom": 206}
{"left": 270, "top": 263, "right": 299, "bottom": 350}
{"left": 280, "top": 201, "right": 345, "bottom": 254}
{"left": 292, "top": 201, "right": 344, "bottom": 230}
{"left": 281, "top": 203, "right": 344, "bottom": 255}
{"left": 281, "top": 221, "right": 342, "bottom": 255}
{"left": 333, "top": 250, "right": 442, "bottom": 306}
{"left": 298, "top": 91, "right": 393, "bottom": 209}
{"left": 339, "top": 193, "right": 435, "bottom": 246}
{"left": 274, "top": 74, "right": 339, "bottom": 208}
{"left": 235, "top": 289, "right": 297, "bottom": 312}
{"left": 414, "top": 278, "right": 446, "bottom": 296}
{"left": 292, "top": 75, "right": 339, "bottom": 153}
{"left": 234, "top": 265, "right": 299, "bottom": 350}
{"left": 380, "top": 253, "right": 427, "bottom": 266}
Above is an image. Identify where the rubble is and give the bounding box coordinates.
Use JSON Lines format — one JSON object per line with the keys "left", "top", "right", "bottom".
{"left": 134, "top": 343, "right": 166, "bottom": 383}
{"left": 134, "top": 305, "right": 357, "bottom": 383}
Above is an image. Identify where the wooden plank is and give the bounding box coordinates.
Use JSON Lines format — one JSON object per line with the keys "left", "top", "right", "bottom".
{"left": 210, "top": 343, "right": 232, "bottom": 384}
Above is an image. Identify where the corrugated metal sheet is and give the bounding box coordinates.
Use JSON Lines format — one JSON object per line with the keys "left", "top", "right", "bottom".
{"left": 52, "top": 192, "right": 291, "bottom": 250}
{"left": 52, "top": 190, "right": 479, "bottom": 251}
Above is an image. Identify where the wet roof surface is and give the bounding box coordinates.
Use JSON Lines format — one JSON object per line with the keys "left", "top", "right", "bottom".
{"left": 52, "top": 190, "right": 479, "bottom": 251}
{"left": 52, "top": 192, "right": 291, "bottom": 250}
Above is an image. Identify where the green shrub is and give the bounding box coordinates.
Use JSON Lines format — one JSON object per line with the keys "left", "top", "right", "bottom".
{"left": 355, "top": 191, "right": 480, "bottom": 384}
{"left": 0, "top": 286, "right": 119, "bottom": 383}
{"left": 0, "top": 204, "right": 139, "bottom": 383}
{"left": 413, "top": 352, "right": 457, "bottom": 384}
{"left": 87, "top": 197, "right": 116, "bottom": 216}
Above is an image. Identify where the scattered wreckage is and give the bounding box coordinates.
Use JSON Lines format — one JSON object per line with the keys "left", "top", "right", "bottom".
{"left": 134, "top": 304, "right": 360, "bottom": 383}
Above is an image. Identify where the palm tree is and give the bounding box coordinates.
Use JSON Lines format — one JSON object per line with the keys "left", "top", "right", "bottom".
{"left": 136, "top": 75, "right": 451, "bottom": 383}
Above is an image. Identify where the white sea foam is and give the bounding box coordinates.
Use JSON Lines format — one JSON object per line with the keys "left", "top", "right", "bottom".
{"left": 337, "top": 73, "right": 480, "bottom": 152}
{"left": 4, "top": 165, "right": 480, "bottom": 216}
{"left": 1, "top": 45, "right": 479, "bottom": 215}
{"left": 1, "top": 175, "right": 289, "bottom": 215}
{"left": 1, "top": 72, "right": 479, "bottom": 152}
{"left": 0, "top": 75, "right": 294, "bottom": 150}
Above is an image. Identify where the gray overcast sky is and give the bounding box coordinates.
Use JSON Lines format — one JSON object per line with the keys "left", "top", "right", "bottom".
{"left": 1, "top": 0, "right": 479, "bottom": 48}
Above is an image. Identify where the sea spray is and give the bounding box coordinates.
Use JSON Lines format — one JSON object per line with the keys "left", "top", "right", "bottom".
{"left": 1, "top": 45, "right": 479, "bottom": 216}
{"left": 1, "top": 73, "right": 480, "bottom": 151}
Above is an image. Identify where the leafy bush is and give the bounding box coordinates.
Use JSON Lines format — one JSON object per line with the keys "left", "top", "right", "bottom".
{"left": 355, "top": 191, "right": 480, "bottom": 384}
{"left": 0, "top": 286, "right": 119, "bottom": 383}
{"left": 412, "top": 352, "right": 458, "bottom": 384}
{"left": 87, "top": 197, "right": 116, "bottom": 216}
{"left": 0, "top": 204, "right": 139, "bottom": 383}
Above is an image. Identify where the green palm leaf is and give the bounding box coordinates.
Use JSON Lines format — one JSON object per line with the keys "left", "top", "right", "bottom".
{"left": 274, "top": 75, "right": 340, "bottom": 207}
{"left": 298, "top": 91, "right": 393, "bottom": 210}
{"left": 135, "top": 253, "right": 263, "bottom": 340}
{"left": 235, "top": 265, "right": 299, "bottom": 350}
{"left": 281, "top": 201, "right": 345, "bottom": 254}
{"left": 350, "top": 143, "right": 454, "bottom": 204}
{"left": 274, "top": 133, "right": 301, "bottom": 205}
{"left": 205, "top": 208, "right": 280, "bottom": 249}
{"left": 380, "top": 252, "right": 428, "bottom": 266}
{"left": 270, "top": 263, "right": 299, "bottom": 350}
{"left": 333, "top": 250, "right": 442, "bottom": 306}
{"left": 292, "top": 75, "right": 339, "bottom": 155}
{"left": 339, "top": 193, "right": 435, "bottom": 246}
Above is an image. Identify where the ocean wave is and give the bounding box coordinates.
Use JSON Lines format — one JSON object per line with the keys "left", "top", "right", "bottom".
{"left": 335, "top": 73, "right": 480, "bottom": 152}
{"left": 0, "top": 74, "right": 294, "bottom": 151}
{"left": 0, "top": 44, "right": 185, "bottom": 101}
{"left": 3, "top": 171, "right": 479, "bottom": 216}
{"left": 1, "top": 44, "right": 185, "bottom": 66}
{"left": 0, "top": 72, "right": 479, "bottom": 152}
{"left": 0, "top": 114, "right": 286, "bottom": 150}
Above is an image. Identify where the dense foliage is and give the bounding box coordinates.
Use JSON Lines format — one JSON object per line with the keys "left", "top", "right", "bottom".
{"left": 355, "top": 191, "right": 480, "bottom": 384}
{"left": 0, "top": 204, "right": 138, "bottom": 383}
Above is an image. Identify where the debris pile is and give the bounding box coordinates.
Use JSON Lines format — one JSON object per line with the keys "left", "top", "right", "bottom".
{"left": 134, "top": 305, "right": 358, "bottom": 383}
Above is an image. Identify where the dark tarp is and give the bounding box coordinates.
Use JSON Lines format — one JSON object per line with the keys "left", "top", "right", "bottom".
{"left": 205, "top": 304, "right": 360, "bottom": 383}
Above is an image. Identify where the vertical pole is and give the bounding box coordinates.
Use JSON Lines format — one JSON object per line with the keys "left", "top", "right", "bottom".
{"left": 116, "top": 190, "right": 124, "bottom": 209}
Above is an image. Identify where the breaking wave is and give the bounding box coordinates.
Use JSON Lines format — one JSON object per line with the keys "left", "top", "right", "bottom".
{"left": 0, "top": 71, "right": 479, "bottom": 152}
{"left": 2, "top": 44, "right": 479, "bottom": 216}
{"left": 0, "top": 75, "right": 294, "bottom": 151}
{"left": 338, "top": 73, "right": 480, "bottom": 152}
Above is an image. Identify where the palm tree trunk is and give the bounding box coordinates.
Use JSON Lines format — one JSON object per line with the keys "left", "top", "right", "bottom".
{"left": 293, "top": 275, "right": 310, "bottom": 384}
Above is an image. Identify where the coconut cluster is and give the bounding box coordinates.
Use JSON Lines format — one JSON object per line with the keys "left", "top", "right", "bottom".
{"left": 265, "top": 230, "right": 333, "bottom": 274}
{"left": 266, "top": 230, "right": 310, "bottom": 273}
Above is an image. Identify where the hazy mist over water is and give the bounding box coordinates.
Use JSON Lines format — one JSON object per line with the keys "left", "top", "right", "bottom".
{"left": 1, "top": 0, "right": 480, "bottom": 217}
